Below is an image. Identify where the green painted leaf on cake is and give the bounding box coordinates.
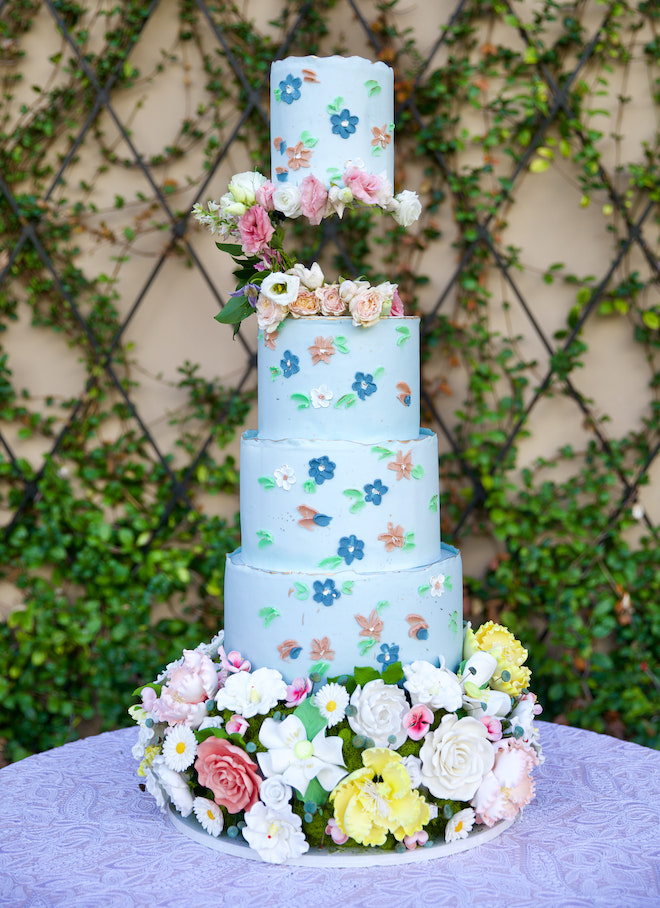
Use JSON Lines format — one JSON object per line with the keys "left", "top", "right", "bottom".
{"left": 387, "top": 122, "right": 395, "bottom": 133}
{"left": 270, "top": 366, "right": 281, "bottom": 381}
{"left": 376, "top": 600, "right": 390, "bottom": 613}
{"left": 335, "top": 393, "right": 357, "bottom": 409}
{"left": 309, "top": 659, "right": 330, "bottom": 677}
{"left": 256, "top": 530, "right": 274, "bottom": 548}
{"left": 294, "top": 582, "right": 309, "bottom": 600}
{"left": 418, "top": 584, "right": 431, "bottom": 596}
{"left": 449, "top": 610, "right": 458, "bottom": 634}
{"left": 303, "top": 480, "right": 317, "bottom": 494}
{"left": 372, "top": 366, "right": 385, "bottom": 382}
{"left": 258, "top": 606, "right": 281, "bottom": 627}
{"left": 445, "top": 577, "right": 453, "bottom": 591}
{"left": 429, "top": 493, "right": 439, "bottom": 512}
{"left": 349, "top": 500, "right": 366, "bottom": 515}
{"left": 334, "top": 335, "right": 349, "bottom": 354}
{"left": 291, "top": 392, "right": 311, "bottom": 410}
{"left": 327, "top": 96, "right": 344, "bottom": 114}
{"left": 365, "top": 80, "right": 381, "bottom": 97}
{"left": 411, "top": 464, "right": 425, "bottom": 479}
{"left": 372, "top": 446, "right": 394, "bottom": 460}
{"left": 318, "top": 556, "right": 343, "bottom": 569}
{"left": 403, "top": 532, "right": 415, "bottom": 552}
{"left": 341, "top": 581, "right": 354, "bottom": 595}
{"left": 343, "top": 488, "right": 363, "bottom": 499}
{"left": 258, "top": 476, "right": 276, "bottom": 490}
{"left": 274, "top": 87, "right": 282, "bottom": 103}
{"left": 327, "top": 167, "right": 343, "bottom": 184}
{"left": 396, "top": 325, "right": 411, "bottom": 346}
{"left": 371, "top": 145, "right": 383, "bottom": 157}
{"left": 300, "top": 130, "right": 318, "bottom": 148}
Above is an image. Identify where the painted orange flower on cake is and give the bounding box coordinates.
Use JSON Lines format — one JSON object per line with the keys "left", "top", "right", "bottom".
{"left": 371, "top": 124, "right": 392, "bottom": 149}
{"left": 277, "top": 639, "right": 302, "bottom": 660}
{"left": 406, "top": 614, "right": 429, "bottom": 639}
{"left": 388, "top": 449, "right": 413, "bottom": 480}
{"left": 355, "top": 609, "right": 384, "bottom": 641}
{"left": 286, "top": 142, "right": 312, "bottom": 170}
{"left": 308, "top": 336, "right": 335, "bottom": 365}
{"left": 379, "top": 522, "right": 405, "bottom": 551}
{"left": 310, "top": 637, "right": 335, "bottom": 661}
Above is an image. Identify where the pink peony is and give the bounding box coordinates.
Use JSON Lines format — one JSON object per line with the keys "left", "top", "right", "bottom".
{"left": 349, "top": 285, "right": 388, "bottom": 327}
{"left": 285, "top": 677, "right": 312, "bottom": 708}
{"left": 195, "top": 737, "right": 261, "bottom": 814}
{"left": 342, "top": 166, "right": 383, "bottom": 205}
{"left": 151, "top": 650, "right": 219, "bottom": 727}
{"left": 237, "top": 205, "right": 275, "bottom": 255}
{"left": 315, "top": 284, "right": 346, "bottom": 317}
{"left": 404, "top": 704, "right": 434, "bottom": 741}
{"left": 288, "top": 288, "right": 320, "bottom": 318}
{"left": 390, "top": 288, "right": 404, "bottom": 317}
{"left": 255, "top": 180, "right": 276, "bottom": 211}
{"left": 471, "top": 738, "right": 539, "bottom": 827}
{"left": 226, "top": 714, "right": 249, "bottom": 736}
{"left": 299, "top": 174, "right": 328, "bottom": 226}
{"left": 480, "top": 716, "right": 503, "bottom": 741}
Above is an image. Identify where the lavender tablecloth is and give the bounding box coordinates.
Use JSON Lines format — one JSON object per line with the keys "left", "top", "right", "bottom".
{"left": 1, "top": 721, "right": 659, "bottom": 907}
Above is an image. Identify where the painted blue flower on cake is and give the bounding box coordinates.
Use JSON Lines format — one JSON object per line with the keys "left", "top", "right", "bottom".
{"left": 278, "top": 73, "right": 302, "bottom": 104}
{"left": 330, "top": 108, "right": 359, "bottom": 138}
{"left": 364, "top": 479, "right": 388, "bottom": 505}
{"left": 308, "top": 455, "right": 336, "bottom": 485}
{"left": 313, "top": 579, "right": 341, "bottom": 607}
{"left": 377, "top": 643, "right": 400, "bottom": 668}
{"left": 338, "top": 534, "right": 364, "bottom": 565}
{"left": 352, "top": 372, "right": 377, "bottom": 400}
{"left": 280, "top": 350, "right": 300, "bottom": 378}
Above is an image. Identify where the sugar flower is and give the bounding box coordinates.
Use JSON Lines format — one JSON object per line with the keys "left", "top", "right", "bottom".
{"left": 149, "top": 757, "right": 194, "bottom": 817}
{"left": 311, "top": 385, "right": 333, "bottom": 408}
{"left": 225, "top": 714, "right": 249, "bottom": 736}
{"left": 325, "top": 817, "right": 349, "bottom": 845}
{"left": 348, "top": 678, "right": 409, "bottom": 748}
{"left": 215, "top": 667, "right": 287, "bottom": 718}
{"left": 471, "top": 738, "right": 539, "bottom": 827}
{"left": 260, "top": 271, "right": 301, "bottom": 308}
{"left": 419, "top": 714, "right": 495, "bottom": 801}
{"left": 259, "top": 775, "right": 293, "bottom": 811}
{"left": 445, "top": 807, "right": 476, "bottom": 843}
{"left": 404, "top": 830, "right": 428, "bottom": 850}
{"left": 150, "top": 649, "right": 219, "bottom": 728}
{"left": 403, "top": 704, "right": 434, "bottom": 741}
{"left": 193, "top": 797, "right": 224, "bottom": 837}
{"left": 330, "top": 748, "right": 430, "bottom": 846}
{"left": 242, "top": 801, "right": 309, "bottom": 864}
{"left": 289, "top": 261, "right": 325, "bottom": 290}
{"left": 194, "top": 736, "right": 261, "bottom": 814}
{"left": 480, "top": 716, "right": 503, "bottom": 741}
{"left": 162, "top": 725, "right": 197, "bottom": 771}
{"left": 314, "top": 682, "right": 349, "bottom": 727}
{"left": 391, "top": 189, "right": 421, "bottom": 227}
{"left": 470, "top": 621, "right": 531, "bottom": 697}
{"left": 257, "top": 715, "right": 347, "bottom": 794}
{"left": 285, "top": 676, "right": 312, "bottom": 708}
{"left": 403, "top": 660, "right": 463, "bottom": 712}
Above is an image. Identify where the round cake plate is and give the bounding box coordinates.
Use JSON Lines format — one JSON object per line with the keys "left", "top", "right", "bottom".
{"left": 168, "top": 806, "right": 515, "bottom": 867}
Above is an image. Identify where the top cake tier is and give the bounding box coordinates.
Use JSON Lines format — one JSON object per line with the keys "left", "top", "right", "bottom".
{"left": 270, "top": 56, "right": 394, "bottom": 188}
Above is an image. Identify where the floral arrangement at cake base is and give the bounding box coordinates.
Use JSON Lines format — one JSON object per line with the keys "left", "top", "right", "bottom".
{"left": 130, "top": 622, "right": 543, "bottom": 865}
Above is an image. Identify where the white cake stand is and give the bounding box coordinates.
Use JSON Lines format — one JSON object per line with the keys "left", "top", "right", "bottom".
{"left": 168, "top": 805, "right": 515, "bottom": 867}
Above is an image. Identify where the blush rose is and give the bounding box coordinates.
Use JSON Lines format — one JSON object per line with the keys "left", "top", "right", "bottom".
{"left": 237, "top": 205, "right": 275, "bottom": 255}
{"left": 194, "top": 737, "right": 261, "bottom": 814}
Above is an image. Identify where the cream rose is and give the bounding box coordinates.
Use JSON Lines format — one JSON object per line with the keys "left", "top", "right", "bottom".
{"left": 315, "top": 284, "right": 346, "bottom": 317}
{"left": 256, "top": 295, "right": 287, "bottom": 334}
{"left": 349, "top": 285, "right": 389, "bottom": 327}
{"left": 288, "top": 288, "right": 320, "bottom": 318}
{"left": 420, "top": 714, "right": 495, "bottom": 800}
{"left": 392, "top": 189, "right": 422, "bottom": 227}
{"left": 403, "top": 660, "right": 463, "bottom": 711}
{"left": 348, "top": 679, "right": 408, "bottom": 748}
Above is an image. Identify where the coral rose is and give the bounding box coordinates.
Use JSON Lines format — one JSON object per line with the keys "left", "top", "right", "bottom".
{"left": 288, "top": 288, "right": 320, "bottom": 318}
{"left": 194, "top": 736, "right": 261, "bottom": 814}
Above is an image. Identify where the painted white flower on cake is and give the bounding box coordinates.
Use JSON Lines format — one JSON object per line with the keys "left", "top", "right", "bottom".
{"left": 274, "top": 464, "right": 296, "bottom": 490}
{"left": 148, "top": 756, "right": 194, "bottom": 817}
{"left": 272, "top": 184, "right": 303, "bottom": 219}
{"left": 242, "top": 801, "right": 309, "bottom": 864}
{"left": 348, "top": 679, "right": 409, "bottom": 748}
{"left": 259, "top": 775, "right": 293, "bottom": 811}
{"left": 193, "top": 797, "right": 224, "bottom": 836}
{"left": 445, "top": 807, "right": 476, "bottom": 843}
{"left": 419, "top": 714, "right": 495, "bottom": 801}
{"left": 162, "top": 725, "right": 197, "bottom": 772}
{"left": 403, "top": 660, "right": 463, "bottom": 712}
{"left": 311, "top": 385, "right": 333, "bottom": 409}
{"left": 314, "top": 683, "right": 349, "bottom": 727}
{"left": 257, "top": 715, "right": 347, "bottom": 794}
{"left": 215, "top": 667, "right": 287, "bottom": 719}
{"left": 260, "top": 271, "right": 300, "bottom": 307}
{"left": 429, "top": 573, "right": 448, "bottom": 597}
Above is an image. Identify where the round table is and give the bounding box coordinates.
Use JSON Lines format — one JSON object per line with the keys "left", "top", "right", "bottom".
{"left": 1, "top": 722, "right": 658, "bottom": 907}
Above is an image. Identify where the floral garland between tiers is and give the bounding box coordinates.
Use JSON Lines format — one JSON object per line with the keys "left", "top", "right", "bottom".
{"left": 192, "top": 168, "right": 421, "bottom": 335}
{"left": 131, "top": 622, "right": 543, "bottom": 864}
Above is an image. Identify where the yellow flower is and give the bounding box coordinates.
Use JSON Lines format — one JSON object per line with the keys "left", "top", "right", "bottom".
{"left": 137, "top": 744, "right": 161, "bottom": 778}
{"left": 330, "top": 748, "right": 430, "bottom": 847}
{"left": 473, "top": 621, "right": 530, "bottom": 696}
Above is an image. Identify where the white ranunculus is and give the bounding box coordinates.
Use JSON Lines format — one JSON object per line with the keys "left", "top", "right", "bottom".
{"left": 259, "top": 775, "right": 293, "bottom": 811}
{"left": 242, "top": 801, "right": 309, "bottom": 864}
{"left": 273, "top": 184, "right": 302, "bottom": 218}
{"left": 289, "top": 261, "right": 324, "bottom": 290}
{"left": 403, "top": 660, "right": 463, "bottom": 712}
{"left": 228, "top": 170, "right": 268, "bottom": 206}
{"left": 150, "top": 757, "right": 194, "bottom": 817}
{"left": 257, "top": 715, "right": 347, "bottom": 794}
{"left": 215, "top": 667, "right": 287, "bottom": 719}
{"left": 260, "top": 271, "right": 301, "bottom": 307}
{"left": 392, "top": 189, "right": 422, "bottom": 227}
{"left": 348, "top": 679, "right": 409, "bottom": 748}
{"left": 420, "top": 714, "right": 495, "bottom": 800}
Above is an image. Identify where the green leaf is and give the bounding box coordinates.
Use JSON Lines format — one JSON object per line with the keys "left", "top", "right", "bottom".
{"left": 418, "top": 584, "right": 430, "bottom": 596}
{"left": 429, "top": 494, "right": 439, "bottom": 512}
{"left": 372, "top": 366, "right": 385, "bottom": 382}
{"left": 318, "top": 556, "right": 343, "bottom": 569}
{"left": 365, "top": 80, "right": 381, "bottom": 97}
{"left": 294, "top": 697, "right": 327, "bottom": 740}
{"left": 274, "top": 88, "right": 282, "bottom": 102}
{"left": 335, "top": 393, "right": 357, "bottom": 409}
{"left": 334, "top": 336, "right": 349, "bottom": 354}
{"left": 215, "top": 295, "right": 253, "bottom": 326}
{"left": 256, "top": 530, "right": 273, "bottom": 548}
{"left": 381, "top": 661, "right": 404, "bottom": 685}
{"left": 343, "top": 488, "right": 364, "bottom": 499}
{"left": 354, "top": 664, "right": 380, "bottom": 685}
{"left": 341, "top": 581, "right": 354, "bottom": 595}
{"left": 291, "top": 393, "right": 311, "bottom": 410}
{"left": 214, "top": 242, "right": 243, "bottom": 255}
{"left": 376, "top": 600, "right": 390, "bottom": 613}
{"left": 258, "top": 476, "right": 276, "bottom": 490}
{"left": 259, "top": 607, "right": 281, "bottom": 627}
{"left": 309, "top": 660, "right": 330, "bottom": 678}
{"left": 270, "top": 366, "right": 281, "bottom": 381}
{"left": 371, "top": 446, "right": 394, "bottom": 460}
{"left": 529, "top": 157, "right": 550, "bottom": 173}
{"left": 396, "top": 326, "right": 411, "bottom": 346}
{"left": 327, "top": 96, "right": 344, "bottom": 114}
{"left": 300, "top": 130, "right": 318, "bottom": 148}
{"left": 294, "top": 582, "right": 309, "bottom": 600}
{"left": 303, "top": 481, "right": 316, "bottom": 494}
{"left": 349, "top": 501, "right": 366, "bottom": 514}
{"left": 411, "top": 465, "right": 425, "bottom": 479}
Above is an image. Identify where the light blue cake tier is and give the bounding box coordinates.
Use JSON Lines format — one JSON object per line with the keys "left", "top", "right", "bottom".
{"left": 257, "top": 317, "right": 420, "bottom": 442}
{"left": 270, "top": 56, "right": 394, "bottom": 188}
{"left": 224, "top": 544, "right": 463, "bottom": 682}
{"left": 239, "top": 430, "right": 441, "bottom": 572}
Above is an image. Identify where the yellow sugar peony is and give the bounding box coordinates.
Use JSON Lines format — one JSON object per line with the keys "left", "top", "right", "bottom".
{"left": 330, "top": 747, "right": 430, "bottom": 847}
{"left": 472, "top": 622, "right": 531, "bottom": 697}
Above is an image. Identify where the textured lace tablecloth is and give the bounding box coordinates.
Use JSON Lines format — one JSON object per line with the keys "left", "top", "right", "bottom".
{"left": 1, "top": 722, "right": 659, "bottom": 908}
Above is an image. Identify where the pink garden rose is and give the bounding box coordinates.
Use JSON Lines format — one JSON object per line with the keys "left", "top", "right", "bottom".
{"left": 299, "top": 174, "right": 328, "bottom": 226}
{"left": 237, "top": 205, "right": 275, "bottom": 255}
{"left": 342, "top": 165, "right": 383, "bottom": 205}
{"left": 349, "top": 285, "right": 389, "bottom": 327}
{"left": 315, "top": 284, "right": 346, "bottom": 317}
{"left": 151, "top": 650, "right": 219, "bottom": 727}
{"left": 256, "top": 295, "right": 287, "bottom": 334}
{"left": 195, "top": 737, "right": 262, "bottom": 814}
{"left": 390, "top": 288, "right": 404, "bottom": 317}
{"left": 255, "top": 180, "right": 276, "bottom": 211}
{"left": 288, "top": 288, "right": 320, "bottom": 318}
{"left": 471, "top": 738, "right": 539, "bottom": 827}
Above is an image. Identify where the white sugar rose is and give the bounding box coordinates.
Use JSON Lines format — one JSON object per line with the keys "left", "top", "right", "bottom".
{"left": 242, "top": 801, "right": 309, "bottom": 864}
{"left": 259, "top": 776, "right": 293, "bottom": 811}
{"left": 273, "top": 184, "right": 302, "bottom": 218}
{"left": 402, "top": 754, "right": 423, "bottom": 788}
{"left": 420, "top": 714, "right": 495, "bottom": 800}
{"left": 348, "top": 679, "right": 408, "bottom": 748}
{"left": 392, "top": 189, "right": 422, "bottom": 227}
{"left": 215, "top": 667, "right": 287, "bottom": 719}
{"left": 228, "top": 170, "right": 268, "bottom": 206}
{"left": 403, "top": 660, "right": 463, "bottom": 712}
{"left": 463, "top": 688, "right": 512, "bottom": 720}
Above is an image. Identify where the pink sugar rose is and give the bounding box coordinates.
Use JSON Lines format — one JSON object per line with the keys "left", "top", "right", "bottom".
{"left": 471, "top": 738, "right": 539, "bottom": 827}
{"left": 315, "top": 284, "right": 346, "bottom": 317}
{"left": 342, "top": 166, "right": 383, "bottom": 205}
{"left": 480, "top": 716, "right": 503, "bottom": 741}
{"left": 226, "top": 714, "right": 249, "bottom": 736}
{"left": 255, "top": 180, "right": 276, "bottom": 211}
{"left": 390, "top": 288, "right": 404, "bottom": 317}
{"left": 404, "top": 704, "right": 434, "bottom": 741}
{"left": 299, "top": 174, "right": 328, "bottom": 226}
{"left": 288, "top": 288, "right": 320, "bottom": 318}
{"left": 285, "top": 677, "right": 312, "bottom": 708}
{"left": 195, "top": 736, "right": 261, "bottom": 814}
{"left": 151, "top": 649, "right": 219, "bottom": 727}
{"left": 349, "top": 285, "right": 388, "bottom": 327}
{"left": 237, "top": 205, "right": 275, "bottom": 255}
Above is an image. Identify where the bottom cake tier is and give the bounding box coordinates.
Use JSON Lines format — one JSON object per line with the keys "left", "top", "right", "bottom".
{"left": 224, "top": 542, "right": 464, "bottom": 682}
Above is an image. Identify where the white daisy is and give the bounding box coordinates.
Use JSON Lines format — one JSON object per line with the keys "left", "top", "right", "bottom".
{"left": 445, "top": 807, "right": 476, "bottom": 843}
{"left": 314, "top": 683, "right": 349, "bottom": 727}
{"left": 162, "top": 725, "right": 197, "bottom": 771}
{"left": 193, "top": 797, "right": 224, "bottom": 837}
{"left": 274, "top": 464, "right": 296, "bottom": 490}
